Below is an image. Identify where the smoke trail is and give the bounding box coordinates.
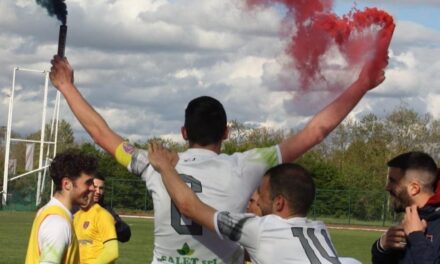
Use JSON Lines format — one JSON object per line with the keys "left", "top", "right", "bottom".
{"left": 247, "top": 0, "right": 394, "bottom": 91}
{"left": 36, "top": 0, "right": 67, "bottom": 25}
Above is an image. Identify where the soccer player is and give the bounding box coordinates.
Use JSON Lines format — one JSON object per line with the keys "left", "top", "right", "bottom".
{"left": 25, "top": 150, "right": 97, "bottom": 264}
{"left": 93, "top": 175, "right": 131, "bottom": 243}
{"left": 49, "top": 37, "right": 390, "bottom": 263}
{"left": 74, "top": 177, "right": 119, "bottom": 264}
{"left": 246, "top": 191, "right": 262, "bottom": 216}
{"left": 147, "top": 142, "right": 347, "bottom": 263}
{"left": 371, "top": 152, "right": 440, "bottom": 264}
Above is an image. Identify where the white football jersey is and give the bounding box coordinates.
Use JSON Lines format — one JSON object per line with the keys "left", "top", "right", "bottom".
{"left": 126, "top": 146, "right": 281, "bottom": 264}
{"left": 37, "top": 198, "right": 73, "bottom": 263}
{"left": 215, "top": 213, "right": 343, "bottom": 264}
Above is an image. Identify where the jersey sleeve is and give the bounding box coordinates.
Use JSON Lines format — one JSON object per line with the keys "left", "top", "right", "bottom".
{"left": 114, "top": 142, "right": 150, "bottom": 176}
{"left": 98, "top": 210, "right": 118, "bottom": 243}
{"left": 38, "top": 215, "right": 71, "bottom": 263}
{"left": 214, "top": 211, "right": 262, "bottom": 251}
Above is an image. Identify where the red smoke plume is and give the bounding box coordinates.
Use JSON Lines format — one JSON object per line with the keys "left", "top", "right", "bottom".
{"left": 247, "top": 0, "right": 395, "bottom": 90}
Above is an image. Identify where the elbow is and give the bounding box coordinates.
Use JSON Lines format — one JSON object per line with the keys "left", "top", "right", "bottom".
{"left": 90, "top": 126, "right": 107, "bottom": 145}
{"left": 310, "top": 125, "right": 328, "bottom": 145}
{"left": 174, "top": 197, "right": 196, "bottom": 219}
{"left": 90, "top": 128, "right": 114, "bottom": 154}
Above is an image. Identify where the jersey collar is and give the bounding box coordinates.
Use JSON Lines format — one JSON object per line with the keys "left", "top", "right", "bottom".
{"left": 183, "top": 148, "right": 218, "bottom": 157}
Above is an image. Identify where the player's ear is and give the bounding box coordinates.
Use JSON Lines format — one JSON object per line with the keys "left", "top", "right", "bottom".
{"left": 181, "top": 126, "right": 188, "bottom": 140}
{"left": 222, "top": 126, "right": 229, "bottom": 140}
{"left": 62, "top": 177, "right": 72, "bottom": 191}
{"left": 408, "top": 181, "right": 421, "bottom": 197}
{"left": 273, "top": 195, "right": 284, "bottom": 212}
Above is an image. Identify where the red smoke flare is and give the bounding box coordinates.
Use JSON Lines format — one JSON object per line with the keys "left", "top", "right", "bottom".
{"left": 247, "top": 0, "right": 395, "bottom": 90}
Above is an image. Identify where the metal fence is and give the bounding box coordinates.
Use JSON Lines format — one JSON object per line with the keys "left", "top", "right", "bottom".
{"left": 1, "top": 178, "right": 398, "bottom": 226}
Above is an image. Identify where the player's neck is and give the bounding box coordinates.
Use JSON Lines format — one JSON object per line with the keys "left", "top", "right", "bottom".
{"left": 416, "top": 193, "right": 433, "bottom": 207}
{"left": 81, "top": 201, "right": 96, "bottom": 212}
{"left": 53, "top": 192, "right": 73, "bottom": 212}
{"left": 277, "top": 208, "right": 305, "bottom": 219}
{"left": 188, "top": 142, "right": 222, "bottom": 154}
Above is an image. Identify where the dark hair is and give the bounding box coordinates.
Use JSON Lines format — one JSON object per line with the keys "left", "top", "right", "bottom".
{"left": 184, "top": 96, "right": 227, "bottom": 146}
{"left": 265, "top": 163, "right": 315, "bottom": 216}
{"left": 94, "top": 173, "right": 106, "bottom": 182}
{"left": 388, "top": 151, "right": 438, "bottom": 192}
{"left": 50, "top": 149, "right": 98, "bottom": 192}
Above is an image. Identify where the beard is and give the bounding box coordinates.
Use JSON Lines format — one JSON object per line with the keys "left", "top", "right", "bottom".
{"left": 390, "top": 188, "right": 412, "bottom": 213}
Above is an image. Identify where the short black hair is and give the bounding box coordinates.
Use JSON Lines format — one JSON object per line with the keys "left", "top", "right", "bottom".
{"left": 388, "top": 151, "right": 438, "bottom": 192}
{"left": 265, "top": 163, "right": 315, "bottom": 216}
{"left": 184, "top": 96, "right": 227, "bottom": 146}
{"left": 50, "top": 149, "right": 98, "bottom": 192}
{"left": 94, "top": 173, "right": 106, "bottom": 182}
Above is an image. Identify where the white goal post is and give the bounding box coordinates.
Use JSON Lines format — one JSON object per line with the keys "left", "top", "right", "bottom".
{"left": 2, "top": 67, "right": 61, "bottom": 207}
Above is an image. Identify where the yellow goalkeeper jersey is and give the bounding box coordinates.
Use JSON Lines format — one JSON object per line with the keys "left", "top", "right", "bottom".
{"left": 74, "top": 203, "right": 117, "bottom": 264}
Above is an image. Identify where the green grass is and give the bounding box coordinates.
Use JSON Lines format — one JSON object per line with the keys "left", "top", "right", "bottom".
{"left": 330, "top": 229, "right": 382, "bottom": 263}
{"left": 315, "top": 215, "right": 395, "bottom": 227}
{"left": 0, "top": 211, "right": 380, "bottom": 263}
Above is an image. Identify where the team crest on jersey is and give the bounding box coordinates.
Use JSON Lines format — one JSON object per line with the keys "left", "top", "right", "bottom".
{"left": 83, "top": 221, "right": 90, "bottom": 229}
{"left": 177, "top": 242, "right": 195, "bottom": 256}
{"left": 123, "top": 143, "right": 135, "bottom": 154}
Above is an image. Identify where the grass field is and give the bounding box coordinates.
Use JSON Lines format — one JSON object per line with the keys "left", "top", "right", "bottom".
{"left": 0, "top": 211, "right": 381, "bottom": 263}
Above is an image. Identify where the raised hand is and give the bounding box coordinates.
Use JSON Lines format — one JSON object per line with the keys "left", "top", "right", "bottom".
{"left": 357, "top": 60, "right": 386, "bottom": 91}
{"left": 357, "top": 23, "right": 394, "bottom": 92}
{"left": 50, "top": 55, "right": 74, "bottom": 90}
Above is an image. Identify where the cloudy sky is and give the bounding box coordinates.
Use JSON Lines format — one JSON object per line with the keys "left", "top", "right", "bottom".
{"left": 0, "top": 0, "right": 439, "bottom": 143}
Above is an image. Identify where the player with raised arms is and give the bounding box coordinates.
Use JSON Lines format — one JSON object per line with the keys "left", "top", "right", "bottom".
{"left": 49, "top": 30, "right": 391, "bottom": 263}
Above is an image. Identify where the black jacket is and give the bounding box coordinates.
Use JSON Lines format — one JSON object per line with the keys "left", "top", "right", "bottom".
{"left": 372, "top": 201, "right": 440, "bottom": 263}
{"left": 104, "top": 205, "right": 132, "bottom": 243}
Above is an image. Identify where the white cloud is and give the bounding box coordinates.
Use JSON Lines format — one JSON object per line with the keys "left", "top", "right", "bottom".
{"left": 0, "top": 0, "right": 439, "bottom": 144}
{"left": 427, "top": 94, "right": 440, "bottom": 119}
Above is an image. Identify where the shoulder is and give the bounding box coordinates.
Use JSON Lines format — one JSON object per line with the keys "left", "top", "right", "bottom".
{"left": 95, "top": 205, "right": 116, "bottom": 223}
{"left": 41, "top": 214, "right": 71, "bottom": 229}
{"left": 228, "top": 145, "right": 281, "bottom": 166}
{"left": 39, "top": 215, "right": 71, "bottom": 243}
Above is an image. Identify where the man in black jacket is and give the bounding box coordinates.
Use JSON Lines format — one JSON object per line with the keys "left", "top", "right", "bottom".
{"left": 93, "top": 174, "right": 132, "bottom": 243}
{"left": 372, "top": 152, "right": 440, "bottom": 263}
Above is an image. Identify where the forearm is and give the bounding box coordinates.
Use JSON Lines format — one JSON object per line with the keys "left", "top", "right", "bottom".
{"left": 160, "top": 166, "right": 216, "bottom": 231}
{"left": 280, "top": 79, "right": 367, "bottom": 162}
{"left": 58, "top": 83, "right": 123, "bottom": 154}
{"left": 90, "top": 239, "right": 119, "bottom": 264}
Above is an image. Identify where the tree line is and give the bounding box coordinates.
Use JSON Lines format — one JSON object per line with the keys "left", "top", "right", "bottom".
{"left": 1, "top": 105, "right": 439, "bottom": 214}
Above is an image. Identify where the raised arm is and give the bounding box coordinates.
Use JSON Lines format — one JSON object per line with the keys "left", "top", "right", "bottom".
{"left": 148, "top": 143, "right": 217, "bottom": 231}
{"left": 50, "top": 55, "right": 123, "bottom": 155}
{"left": 279, "top": 28, "right": 394, "bottom": 163}
{"left": 279, "top": 63, "right": 384, "bottom": 162}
